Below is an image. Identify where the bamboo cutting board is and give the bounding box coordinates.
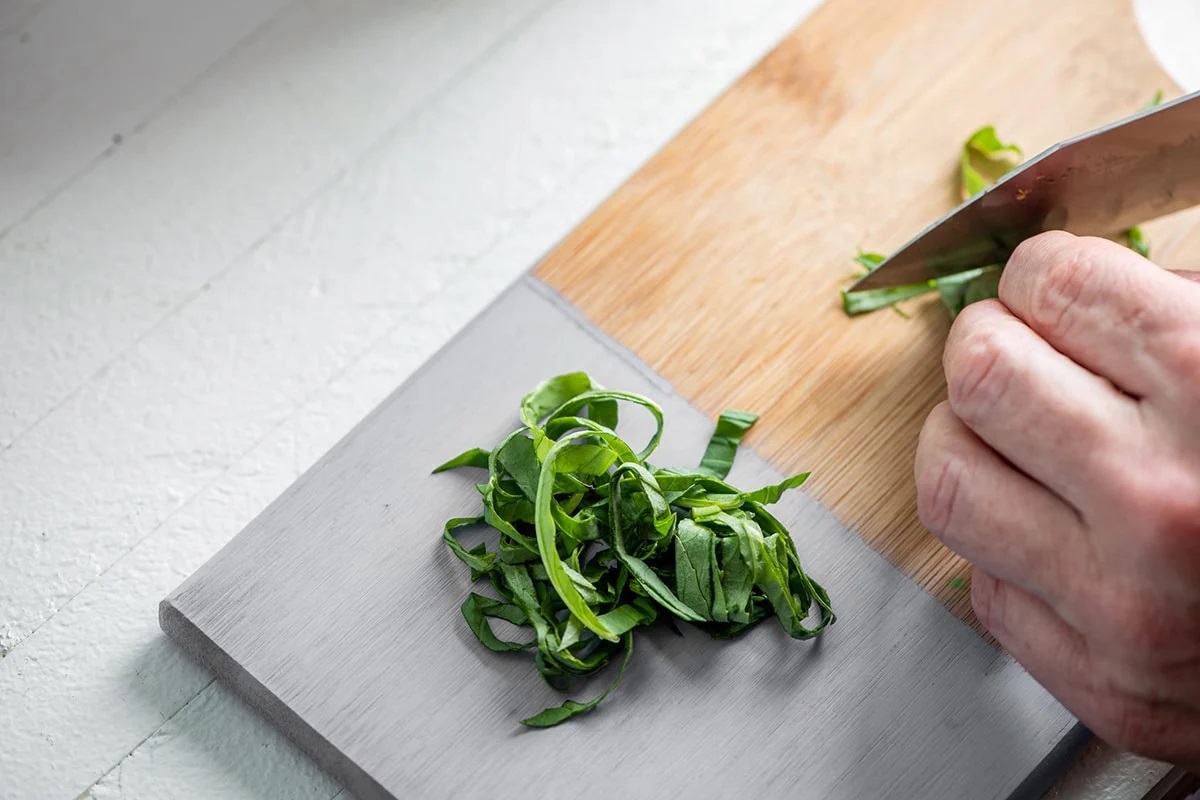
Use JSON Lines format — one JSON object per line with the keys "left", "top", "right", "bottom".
{"left": 162, "top": 0, "right": 1199, "bottom": 797}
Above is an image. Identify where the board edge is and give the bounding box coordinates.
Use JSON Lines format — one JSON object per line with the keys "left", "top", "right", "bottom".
{"left": 158, "top": 598, "right": 393, "bottom": 800}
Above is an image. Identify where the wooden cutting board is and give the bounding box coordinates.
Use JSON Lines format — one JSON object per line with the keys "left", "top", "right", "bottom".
{"left": 162, "top": 0, "right": 1199, "bottom": 797}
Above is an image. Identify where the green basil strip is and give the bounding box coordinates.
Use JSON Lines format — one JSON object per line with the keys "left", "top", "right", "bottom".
{"left": 739, "top": 472, "right": 810, "bottom": 505}
{"left": 520, "top": 372, "right": 598, "bottom": 429}
{"left": 960, "top": 125, "right": 1022, "bottom": 198}
{"left": 938, "top": 265, "right": 1001, "bottom": 319}
{"left": 432, "top": 447, "right": 491, "bottom": 473}
{"left": 609, "top": 463, "right": 704, "bottom": 623}
{"left": 546, "top": 390, "right": 665, "bottom": 462}
{"left": 461, "top": 593, "right": 533, "bottom": 652}
{"left": 1126, "top": 225, "right": 1151, "bottom": 258}
{"left": 437, "top": 372, "right": 835, "bottom": 728}
{"left": 535, "top": 431, "right": 625, "bottom": 642}
{"left": 521, "top": 633, "right": 634, "bottom": 728}
{"left": 697, "top": 409, "right": 758, "bottom": 478}
{"left": 842, "top": 280, "right": 938, "bottom": 316}
{"left": 674, "top": 518, "right": 715, "bottom": 620}
{"left": 441, "top": 516, "right": 493, "bottom": 577}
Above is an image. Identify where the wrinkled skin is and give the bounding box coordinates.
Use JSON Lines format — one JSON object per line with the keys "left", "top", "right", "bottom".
{"left": 915, "top": 231, "right": 1200, "bottom": 768}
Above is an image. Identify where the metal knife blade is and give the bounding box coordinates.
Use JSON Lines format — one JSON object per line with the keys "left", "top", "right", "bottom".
{"left": 849, "top": 89, "right": 1200, "bottom": 292}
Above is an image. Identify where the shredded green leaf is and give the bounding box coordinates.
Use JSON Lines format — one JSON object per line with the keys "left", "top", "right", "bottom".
{"left": 432, "top": 448, "right": 490, "bottom": 473}
{"left": 1126, "top": 225, "right": 1151, "bottom": 258}
{"left": 853, "top": 250, "right": 886, "bottom": 273}
{"left": 960, "top": 125, "right": 1023, "bottom": 200}
{"left": 937, "top": 265, "right": 1003, "bottom": 319}
{"left": 435, "top": 373, "right": 834, "bottom": 727}
{"left": 842, "top": 278, "right": 938, "bottom": 316}
{"left": 697, "top": 409, "right": 757, "bottom": 478}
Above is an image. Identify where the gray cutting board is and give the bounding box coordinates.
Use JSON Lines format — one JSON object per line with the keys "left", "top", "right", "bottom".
{"left": 161, "top": 276, "right": 1084, "bottom": 799}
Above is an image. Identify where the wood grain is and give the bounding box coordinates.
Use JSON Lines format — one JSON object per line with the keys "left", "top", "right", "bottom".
{"left": 535, "top": 0, "right": 1200, "bottom": 621}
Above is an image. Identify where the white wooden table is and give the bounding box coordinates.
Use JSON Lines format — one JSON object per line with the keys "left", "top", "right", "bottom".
{"left": 1, "top": 2, "right": 1196, "bottom": 797}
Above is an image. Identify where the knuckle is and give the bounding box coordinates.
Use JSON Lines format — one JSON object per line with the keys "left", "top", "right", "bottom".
{"left": 1025, "top": 240, "right": 1095, "bottom": 340}
{"left": 1002, "top": 230, "right": 1074, "bottom": 299}
{"left": 945, "top": 315, "right": 1015, "bottom": 419}
{"left": 1006, "top": 230, "right": 1075, "bottom": 270}
{"left": 916, "top": 445, "right": 969, "bottom": 536}
{"left": 971, "top": 572, "right": 1007, "bottom": 635}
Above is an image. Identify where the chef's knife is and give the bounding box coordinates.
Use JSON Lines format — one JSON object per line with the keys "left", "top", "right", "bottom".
{"left": 849, "top": 89, "right": 1200, "bottom": 292}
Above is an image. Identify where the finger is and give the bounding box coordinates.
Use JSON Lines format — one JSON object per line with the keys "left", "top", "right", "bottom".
{"left": 972, "top": 569, "right": 1090, "bottom": 691}
{"left": 971, "top": 570, "right": 1107, "bottom": 733}
{"left": 943, "top": 298, "right": 1141, "bottom": 509}
{"left": 973, "top": 570, "right": 1200, "bottom": 764}
{"left": 1170, "top": 270, "right": 1200, "bottom": 283}
{"left": 915, "top": 402, "right": 1087, "bottom": 606}
{"left": 999, "top": 231, "right": 1200, "bottom": 397}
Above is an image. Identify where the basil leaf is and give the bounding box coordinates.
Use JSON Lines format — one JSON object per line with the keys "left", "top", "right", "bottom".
{"left": 938, "top": 265, "right": 1001, "bottom": 319}
{"left": 739, "top": 472, "right": 810, "bottom": 505}
{"left": 462, "top": 593, "right": 533, "bottom": 652}
{"left": 1126, "top": 225, "right": 1151, "bottom": 258}
{"left": 853, "top": 250, "right": 886, "bottom": 273}
{"left": 432, "top": 448, "right": 491, "bottom": 473}
{"left": 536, "top": 432, "right": 624, "bottom": 642}
{"left": 698, "top": 409, "right": 758, "bottom": 478}
{"left": 717, "top": 534, "right": 754, "bottom": 623}
{"left": 436, "top": 372, "right": 833, "bottom": 727}
{"left": 520, "top": 372, "right": 597, "bottom": 428}
{"left": 960, "top": 125, "right": 1022, "bottom": 199}
{"left": 962, "top": 269, "right": 1001, "bottom": 306}
{"left": 841, "top": 279, "right": 938, "bottom": 316}
{"left": 441, "top": 516, "right": 493, "bottom": 578}
{"left": 521, "top": 633, "right": 634, "bottom": 728}
{"left": 610, "top": 466, "right": 703, "bottom": 623}
{"left": 674, "top": 518, "right": 715, "bottom": 619}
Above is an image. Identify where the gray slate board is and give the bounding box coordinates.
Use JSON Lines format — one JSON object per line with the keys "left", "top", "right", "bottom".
{"left": 161, "top": 275, "right": 1084, "bottom": 800}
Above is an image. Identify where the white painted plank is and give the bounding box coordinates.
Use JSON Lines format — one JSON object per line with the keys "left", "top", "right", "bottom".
{"left": 0, "top": 317, "right": 427, "bottom": 798}
{"left": 0, "top": 1, "right": 817, "bottom": 795}
{"left": 79, "top": 686, "right": 340, "bottom": 800}
{"left": 0, "top": 0, "right": 291, "bottom": 233}
{"left": 0, "top": 0, "right": 810, "bottom": 656}
{"left": 0, "top": 0, "right": 551, "bottom": 449}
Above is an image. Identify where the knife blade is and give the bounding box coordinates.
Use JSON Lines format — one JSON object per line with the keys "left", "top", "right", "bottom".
{"left": 849, "top": 89, "right": 1200, "bottom": 292}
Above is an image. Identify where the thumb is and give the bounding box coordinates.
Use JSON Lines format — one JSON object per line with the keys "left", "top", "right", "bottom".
{"left": 1170, "top": 270, "right": 1200, "bottom": 283}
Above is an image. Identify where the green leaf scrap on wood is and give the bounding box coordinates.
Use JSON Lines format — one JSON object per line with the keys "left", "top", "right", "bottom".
{"left": 960, "top": 125, "right": 1023, "bottom": 200}
{"left": 844, "top": 93, "right": 1164, "bottom": 318}
{"left": 434, "top": 372, "right": 834, "bottom": 727}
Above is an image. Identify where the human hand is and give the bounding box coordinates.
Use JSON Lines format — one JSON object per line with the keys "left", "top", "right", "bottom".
{"left": 914, "top": 230, "right": 1200, "bottom": 768}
